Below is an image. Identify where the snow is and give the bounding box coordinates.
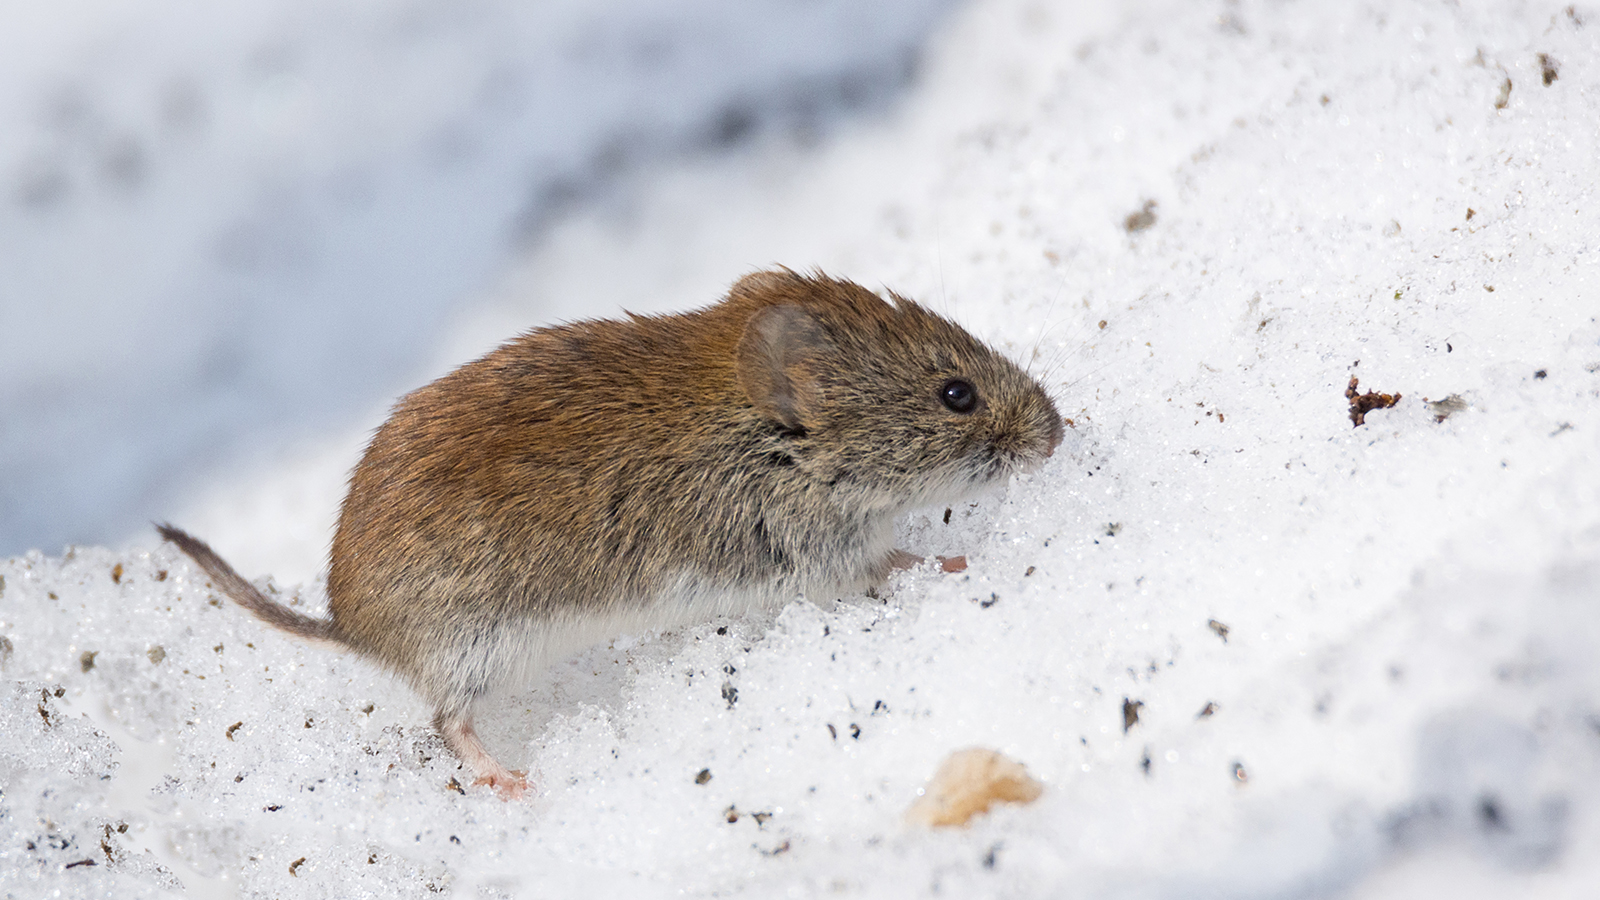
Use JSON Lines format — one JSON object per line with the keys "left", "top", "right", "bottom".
{"left": 5, "top": 0, "right": 1600, "bottom": 898}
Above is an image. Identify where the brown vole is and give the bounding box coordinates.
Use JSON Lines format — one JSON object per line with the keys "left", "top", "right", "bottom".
{"left": 160, "top": 269, "right": 1062, "bottom": 798}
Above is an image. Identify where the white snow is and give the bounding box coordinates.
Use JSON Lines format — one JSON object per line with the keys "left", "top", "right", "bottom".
{"left": 5, "top": 0, "right": 1600, "bottom": 898}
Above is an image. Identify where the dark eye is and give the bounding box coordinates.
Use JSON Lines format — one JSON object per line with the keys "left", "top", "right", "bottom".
{"left": 940, "top": 379, "right": 978, "bottom": 414}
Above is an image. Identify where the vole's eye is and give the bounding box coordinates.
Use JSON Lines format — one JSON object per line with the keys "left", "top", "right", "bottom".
{"left": 940, "top": 379, "right": 978, "bottom": 414}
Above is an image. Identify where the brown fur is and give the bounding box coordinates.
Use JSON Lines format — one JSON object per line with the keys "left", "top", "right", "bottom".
{"left": 162, "top": 269, "right": 1062, "bottom": 797}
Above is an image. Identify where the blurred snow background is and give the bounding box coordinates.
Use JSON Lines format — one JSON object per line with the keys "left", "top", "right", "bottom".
{"left": 4, "top": 0, "right": 1600, "bottom": 898}
{"left": 0, "top": 0, "right": 954, "bottom": 560}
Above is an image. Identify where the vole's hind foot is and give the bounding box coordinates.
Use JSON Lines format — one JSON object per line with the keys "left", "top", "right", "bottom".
{"left": 436, "top": 711, "right": 530, "bottom": 801}
{"left": 472, "top": 768, "right": 530, "bottom": 800}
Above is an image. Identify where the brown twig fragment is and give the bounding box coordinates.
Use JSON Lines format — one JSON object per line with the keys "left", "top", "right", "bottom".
{"left": 1345, "top": 376, "right": 1401, "bottom": 427}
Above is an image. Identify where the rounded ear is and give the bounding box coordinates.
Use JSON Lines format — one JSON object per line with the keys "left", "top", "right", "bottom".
{"left": 736, "top": 304, "right": 833, "bottom": 431}
{"left": 728, "top": 269, "right": 802, "bottom": 299}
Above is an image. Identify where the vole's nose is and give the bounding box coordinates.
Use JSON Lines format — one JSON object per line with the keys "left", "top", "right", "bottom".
{"left": 1045, "top": 417, "right": 1064, "bottom": 457}
{"left": 1041, "top": 401, "right": 1065, "bottom": 457}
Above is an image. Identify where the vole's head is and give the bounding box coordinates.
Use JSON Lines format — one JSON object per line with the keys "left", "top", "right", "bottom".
{"left": 733, "top": 270, "right": 1063, "bottom": 512}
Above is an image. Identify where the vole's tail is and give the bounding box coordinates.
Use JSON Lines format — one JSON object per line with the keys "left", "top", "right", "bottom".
{"left": 157, "top": 523, "right": 338, "bottom": 643}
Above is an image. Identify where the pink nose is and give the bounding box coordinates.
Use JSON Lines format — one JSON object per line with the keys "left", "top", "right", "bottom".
{"left": 1044, "top": 416, "right": 1065, "bottom": 456}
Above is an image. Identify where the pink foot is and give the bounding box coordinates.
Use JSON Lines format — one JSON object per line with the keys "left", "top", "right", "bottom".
{"left": 437, "top": 712, "right": 531, "bottom": 801}
{"left": 886, "top": 550, "right": 968, "bottom": 574}
{"left": 472, "top": 769, "right": 530, "bottom": 800}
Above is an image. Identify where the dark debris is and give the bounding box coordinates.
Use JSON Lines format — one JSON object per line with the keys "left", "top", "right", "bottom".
{"left": 1346, "top": 376, "right": 1402, "bottom": 427}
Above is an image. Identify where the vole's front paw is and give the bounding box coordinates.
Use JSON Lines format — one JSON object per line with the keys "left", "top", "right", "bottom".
{"left": 887, "top": 549, "right": 968, "bottom": 574}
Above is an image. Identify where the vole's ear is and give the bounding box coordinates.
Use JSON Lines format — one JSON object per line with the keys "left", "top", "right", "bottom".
{"left": 728, "top": 268, "right": 802, "bottom": 300}
{"left": 736, "top": 304, "right": 833, "bottom": 431}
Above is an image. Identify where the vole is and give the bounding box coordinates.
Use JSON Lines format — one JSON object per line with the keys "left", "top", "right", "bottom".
{"left": 160, "top": 269, "right": 1063, "bottom": 798}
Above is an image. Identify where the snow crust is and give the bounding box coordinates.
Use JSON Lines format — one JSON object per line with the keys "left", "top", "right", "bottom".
{"left": 5, "top": 1, "right": 1600, "bottom": 898}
